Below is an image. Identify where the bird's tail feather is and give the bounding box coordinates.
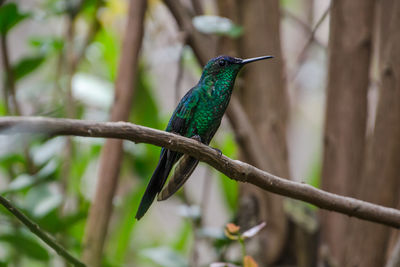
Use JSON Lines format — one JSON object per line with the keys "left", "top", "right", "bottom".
{"left": 135, "top": 149, "right": 177, "bottom": 220}
{"left": 157, "top": 155, "right": 199, "bottom": 201}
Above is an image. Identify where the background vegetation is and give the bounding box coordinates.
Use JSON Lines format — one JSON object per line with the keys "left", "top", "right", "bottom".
{"left": 0, "top": 0, "right": 399, "bottom": 266}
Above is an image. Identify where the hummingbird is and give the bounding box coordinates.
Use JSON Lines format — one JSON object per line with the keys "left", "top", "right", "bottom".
{"left": 135, "top": 55, "right": 273, "bottom": 220}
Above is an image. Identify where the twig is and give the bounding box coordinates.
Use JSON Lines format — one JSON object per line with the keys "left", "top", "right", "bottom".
{"left": 191, "top": 0, "right": 203, "bottom": 15}
{"left": 0, "top": 116, "right": 400, "bottom": 228}
{"left": 1, "top": 34, "right": 20, "bottom": 115}
{"left": 0, "top": 195, "right": 85, "bottom": 267}
{"left": 289, "top": 3, "right": 331, "bottom": 82}
{"left": 282, "top": 9, "right": 324, "bottom": 49}
{"left": 175, "top": 34, "right": 188, "bottom": 103}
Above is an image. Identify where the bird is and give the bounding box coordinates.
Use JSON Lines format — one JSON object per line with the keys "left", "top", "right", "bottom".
{"left": 135, "top": 55, "right": 273, "bottom": 220}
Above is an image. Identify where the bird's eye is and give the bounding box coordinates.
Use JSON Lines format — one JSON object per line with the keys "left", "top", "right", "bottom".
{"left": 219, "top": 60, "right": 226, "bottom": 67}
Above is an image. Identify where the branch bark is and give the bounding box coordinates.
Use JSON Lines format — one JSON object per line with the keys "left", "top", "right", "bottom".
{"left": 81, "top": 0, "right": 146, "bottom": 266}
{"left": 1, "top": 34, "right": 20, "bottom": 115}
{"left": 1, "top": 116, "right": 400, "bottom": 229}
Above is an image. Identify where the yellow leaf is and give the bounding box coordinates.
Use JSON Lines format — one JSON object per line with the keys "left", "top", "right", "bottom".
{"left": 226, "top": 223, "right": 240, "bottom": 234}
{"left": 243, "top": 255, "right": 258, "bottom": 267}
{"left": 224, "top": 223, "right": 240, "bottom": 240}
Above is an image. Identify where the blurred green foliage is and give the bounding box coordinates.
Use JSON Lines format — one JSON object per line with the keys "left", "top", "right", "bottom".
{"left": 0, "top": 1, "right": 242, "bottom": 266}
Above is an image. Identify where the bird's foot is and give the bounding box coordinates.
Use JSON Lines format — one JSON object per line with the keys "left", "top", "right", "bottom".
{"left": 211, "top": 147, "right": 223, "bottom": 157}
{"left": 191, "top": 135, "right": 202, "bottom": 143}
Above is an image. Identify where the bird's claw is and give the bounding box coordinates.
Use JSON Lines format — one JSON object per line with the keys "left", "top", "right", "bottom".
{"left": 191, "top": 135, "right": 202, "bottom": 143}
{"left": 212, "top": 147, "right": 222, "bottom": 156}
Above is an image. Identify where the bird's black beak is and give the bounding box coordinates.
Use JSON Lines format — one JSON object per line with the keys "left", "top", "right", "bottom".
{"left": 241, "top": 55, "right": 274, "bottom": 64}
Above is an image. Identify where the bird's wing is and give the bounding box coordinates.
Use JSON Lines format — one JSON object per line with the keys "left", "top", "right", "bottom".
{"left": 157, "top": 154, "right": 199, "bottom": 201}
{"left": 135, "top": 88, "right": 200, "bottom": 220}
{"left": 166, "top": 87, "right": 200, "bottom": 135}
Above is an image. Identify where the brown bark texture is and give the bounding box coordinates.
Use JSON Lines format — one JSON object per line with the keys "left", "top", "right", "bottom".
{"left": 1, "top": 116, "right": 400, "bottom": 229}
{"left": 320, "top": 0, "right": 375, "bottom": 260}
{"left": 343, "top": 1, "right": 400, "bottom": 266}
{"left": 81, "top": 0, "right": 146, "bottom": 266}
{"left": 236, "top": 0, "right": 290, "bottom": 264}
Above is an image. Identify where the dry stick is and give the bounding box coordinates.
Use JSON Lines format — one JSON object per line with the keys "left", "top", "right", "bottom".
{"left": 174, "top": 34, "right": 188, "bottom": 103}
{"left": 282, "top": 9, "right": 324, "bottom": 49}
{"left": 190, "top": 0, "right": 203, "bottom": 15}
{"left": 288, "top": 3, "right": 331, "bottom": 82}
{"left": 0, "top": 34, "right": 20, "bottom": 115}
{"left": 0, "top": 195, "right": 85, "bottom": 267}
{"left": 0, "top": 116, "right": 400, "bottom": 229}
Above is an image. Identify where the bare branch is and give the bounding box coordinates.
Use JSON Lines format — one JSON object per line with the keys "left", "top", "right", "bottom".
{"left": 0, "top": 116, "right": 400, "bottom": 228}
{"left": 1, "top": 34, "right": 20, "bottom": 115}
{"left": 0, "top": 195, "right": 85, "bottom": 267}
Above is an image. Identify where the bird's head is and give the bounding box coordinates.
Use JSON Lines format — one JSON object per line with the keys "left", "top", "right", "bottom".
{"left": 199, "top": 55, "right": 273, "bottom": 86}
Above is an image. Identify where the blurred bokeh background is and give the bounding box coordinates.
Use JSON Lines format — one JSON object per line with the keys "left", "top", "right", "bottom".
{"left": 0, "top": 0, "right": 399, "bottom": 266}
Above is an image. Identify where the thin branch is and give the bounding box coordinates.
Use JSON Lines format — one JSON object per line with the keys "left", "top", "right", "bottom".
{"left": 191, "top": 0, "right": 203, "bottom": 15}
{"left": 0, "top": 195, "right": 85, "bottom": 267}
{"left": 0, "top": 116, "right": 400, "bottom": 229}
{"left": 282, "top": 9, "right": 324, "bottom": 49}
{"left": 1, "top": 34, "right": 20, "bottom": 115}
{"left": 175, "top": 34, "right": 188, "bottom": 103}
{"left": 289, "top": 3, "right": 331, "bottom": 82}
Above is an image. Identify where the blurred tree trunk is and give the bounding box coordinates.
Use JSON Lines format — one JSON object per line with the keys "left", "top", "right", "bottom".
{"left": 82, "top": 0, "right": 146, "bottom": 266}
{"left": 319, "top": 0, "right": 375, "bottom": 261}
{"left": 235, "top": 0, "right": 290, "bottom": 264}
{"left": 343, "top": 1, "right": 400, "bottom": 266}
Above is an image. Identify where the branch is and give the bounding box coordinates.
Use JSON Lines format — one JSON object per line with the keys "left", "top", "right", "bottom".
{"left": 0, "top": 195, "right": 85, "bottom": 267}
{"left": 0, "top": 116, "right": 400, "bottom": 228}
{"left": 289, "top": 3, "right": 331, "bottom": 82}
{"left": 1, "top": 34, "right": 20, "bottom": 115}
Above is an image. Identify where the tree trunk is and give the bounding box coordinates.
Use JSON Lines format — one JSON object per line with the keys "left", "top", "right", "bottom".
{"left": 343, "top": 1, "right": 400, "bottom": 266}
{"left": 319, "top": 0, "right": 375, "bottom": 261}
{"left": 236, "top": 0, "right": 290, "bottom": 264}
{"left": 82, "top": 1, "right": 146, "bottom": 266}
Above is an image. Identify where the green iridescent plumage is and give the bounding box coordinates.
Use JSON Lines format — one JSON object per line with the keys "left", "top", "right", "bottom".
{"left": 135, "top": 55, "right": 273, "bottom": 220}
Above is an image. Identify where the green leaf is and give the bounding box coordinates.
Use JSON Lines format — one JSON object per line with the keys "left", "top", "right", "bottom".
{"left": 214, "top": 133, "right": 238, "bottom": 212}
{"left": 30, "top": 37, "right": 64, "bottom": 54}
{"left": 0, "top": 231, "right": 50, "bottom": 261}
{"left": 130, "top": 64, "right": 161, "bottom": 129}
{"left": 172, "top": 221, "right": 192, "bottom": 253}
{"left": 106, "top": 188, "right": 141, "bottom": 265}
{"left": 93, "top": 29, "right": 120, "bottom": 80}
{"left": 12, "top": 55, "right": 45, "bottom": 81}
{"left": 0, "top": 3, "right": 29, "bottom": 35}
{"left": 33, "top": 194, "right": 62, "bottom": 218}
{"left": 308, "top": 156, "right": 321, "bottom": 189}
{"left": 7, "top": 174, "right": 34, "bottom": 192}
{"left": 192, "top": 15, "right": 243, "bottom": 38}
